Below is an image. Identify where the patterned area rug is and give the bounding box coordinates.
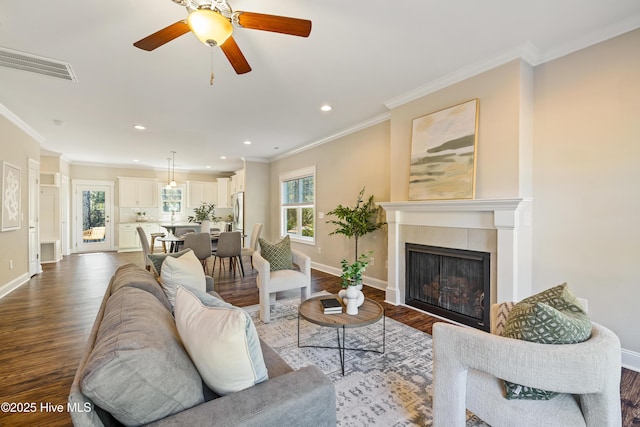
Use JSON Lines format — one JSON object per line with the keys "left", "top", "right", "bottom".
{"left": 243, "top": 296, "right": 489, "bottom": 427}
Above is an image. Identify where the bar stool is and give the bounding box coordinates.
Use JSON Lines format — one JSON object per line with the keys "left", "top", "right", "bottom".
{"left": 150, "top": 232, "right": 166, "bottom": 253}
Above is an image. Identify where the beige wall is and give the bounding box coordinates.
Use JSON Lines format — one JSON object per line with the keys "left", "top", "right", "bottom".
{"left": 390, "top": 59, "right": 531, "bottom": 201}
{"left": 269, "top": 121, "right": 390, "bottom": 282}
{"left": 533, "top": 29, "right": 640, "bottom": 353}
{"left": 0, "top": 115, "right": 40, "bottom": 288}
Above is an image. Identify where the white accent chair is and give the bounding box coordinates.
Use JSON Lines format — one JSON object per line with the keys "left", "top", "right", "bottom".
{"left": 432, "top": 303, "right": 622, "bottom": 427}
{"left": 241, "top": 223, "right": 263, "bottom": 269}
{"left": 253, "top": 248, "right": 311, "bottom": 323}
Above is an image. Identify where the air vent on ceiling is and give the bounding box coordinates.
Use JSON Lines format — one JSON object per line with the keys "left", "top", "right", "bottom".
{"left": 0, "top": 47, "right": 77, "bottom": 82}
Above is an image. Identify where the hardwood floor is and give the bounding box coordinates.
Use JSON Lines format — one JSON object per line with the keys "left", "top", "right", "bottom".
{"left": 0, "top": 252, "right": 638, "bottom": 426}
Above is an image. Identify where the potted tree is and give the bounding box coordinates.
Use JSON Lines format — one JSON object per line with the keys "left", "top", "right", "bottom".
{"left": 188, "top": 202, "right": 217, "bottom": 233}
{"left": 327, "top": 188, "right": 385, "bottom": 313}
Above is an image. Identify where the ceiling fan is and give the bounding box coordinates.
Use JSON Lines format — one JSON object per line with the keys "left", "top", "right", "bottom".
{"left": 133, "top": 0, "right": 312, "bottom": 75}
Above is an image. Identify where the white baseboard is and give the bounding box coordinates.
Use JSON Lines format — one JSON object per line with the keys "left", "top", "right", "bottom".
{"left": 310, "top": 261, "right": 388, "bottom": 292}
{"left": 622, "top": 349, "right": 640, "bottom": 373}
{"left": 0, "top": 272, "right": 30, "bottom": 300}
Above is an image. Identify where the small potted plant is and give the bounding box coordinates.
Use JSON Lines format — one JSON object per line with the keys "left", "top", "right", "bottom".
{"left": 188, "top": 202, "right": 217, "bottom": 232}
{"left": 340, "top": 252, "right": 372, "bottom": 289}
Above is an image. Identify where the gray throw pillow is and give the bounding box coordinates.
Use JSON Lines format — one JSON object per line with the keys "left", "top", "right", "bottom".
{"left": 502, "top": 283, "right": 591, "bottom": 400}
{"left": 81, "top": 287, "right": 204, "bottom": 425}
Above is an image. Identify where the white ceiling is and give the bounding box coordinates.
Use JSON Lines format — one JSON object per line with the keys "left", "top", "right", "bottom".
{"left": 1, "top": 1, "right": 639, "bottom": 173}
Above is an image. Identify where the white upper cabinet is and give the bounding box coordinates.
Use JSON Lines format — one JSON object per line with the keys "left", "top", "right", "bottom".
{"left": 187, "top": 181, "right": 218, "bottom": 208}
{"left": 231, "top": 168, "right": 245, "bottom": 193}
{"left": 118, "top": 177, "right": 158, "bottom": 207}
{"left": 217, "top": 177, "right": 230, "bottom": 208}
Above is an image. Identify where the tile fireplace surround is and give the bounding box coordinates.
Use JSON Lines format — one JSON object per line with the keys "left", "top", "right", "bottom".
{"left": 379, "top": 198, "right": 532, "bottom": 322}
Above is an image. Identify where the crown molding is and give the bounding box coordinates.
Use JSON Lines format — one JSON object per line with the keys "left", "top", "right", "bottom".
{"left": 271, "top": 112, "right": 390, "bottom": 162}
{"left": 0, "top": 103, "right": 45, "bottom": 144}
{"left": 384, "top": 42, "right": 541, "bottom": 110}
{"left": 539, "top": 13, "right": 640, "bottom": 63}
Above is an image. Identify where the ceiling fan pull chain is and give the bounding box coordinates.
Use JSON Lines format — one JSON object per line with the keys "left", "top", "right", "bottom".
{"left": 210, "top": 47, "right": 215, "bottom": 85}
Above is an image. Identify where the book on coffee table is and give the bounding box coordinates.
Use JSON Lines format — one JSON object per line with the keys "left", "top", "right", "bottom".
{"left": 320, "top": 298, "right": 343, "bottom": 314}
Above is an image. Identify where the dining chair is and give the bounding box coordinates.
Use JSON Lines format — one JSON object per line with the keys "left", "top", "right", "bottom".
{"left": 136, "top": 226, "right": 152, "bottom": 271}
{"left": 212, "top": 231, "right": 244, "bottom": 276}
{"left": 183, "top": 232, "right": 213, "bottom": 274}
{"left": 241, "top": 223, "right": 263, "bottom": 269}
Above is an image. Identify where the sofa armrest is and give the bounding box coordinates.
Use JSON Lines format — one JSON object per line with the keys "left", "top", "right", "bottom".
{"left": 146, "top": 365, "right": 336, "bottom": 427}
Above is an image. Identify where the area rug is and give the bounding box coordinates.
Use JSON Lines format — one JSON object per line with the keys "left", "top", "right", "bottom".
{"left": 243, "top": 295, "right": 489, "bottom": 427}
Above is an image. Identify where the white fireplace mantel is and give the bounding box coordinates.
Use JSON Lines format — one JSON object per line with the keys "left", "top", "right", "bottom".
{"left": 379, "top": 198, "right": 532, "bottom": 307}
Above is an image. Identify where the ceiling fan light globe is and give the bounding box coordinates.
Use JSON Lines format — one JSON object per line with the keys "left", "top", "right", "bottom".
{"left": 187, "top": 8, "right": 233, "bottom": 47}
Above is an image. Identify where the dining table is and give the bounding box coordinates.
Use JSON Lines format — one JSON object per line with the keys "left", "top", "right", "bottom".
{"left": 157, "top": 222, "right": 195, "bottom": 236}
{"left": 158, "top": 232, "right": 221, "bottom": 253}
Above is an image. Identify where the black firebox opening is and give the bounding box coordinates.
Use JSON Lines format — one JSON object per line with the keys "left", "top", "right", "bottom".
{"left": 405, "top": 243, "right": 490, "bottom": 331}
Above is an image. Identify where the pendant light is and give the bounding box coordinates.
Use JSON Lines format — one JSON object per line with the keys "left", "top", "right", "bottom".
{"left": 170, "top": 151, "right": 177, "bottom": 187}
{"left": 166, "top": 157, "right": 172, "bottom": 189}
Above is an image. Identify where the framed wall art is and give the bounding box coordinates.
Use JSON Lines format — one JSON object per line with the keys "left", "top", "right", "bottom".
{"left": 2, "top": 161, "right": 21, "bottom": 231}
{"left": 409, "top": 99, "right": 479, "bottom": 200}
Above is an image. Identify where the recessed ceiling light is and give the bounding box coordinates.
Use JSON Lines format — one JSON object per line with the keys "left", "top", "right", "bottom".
{"left": 133, "top": 159, "right": 140, "bottom": 162}
{"left": 320, "top": 104, "right": 332, "bottom": 112}
{"left": 220, "top": 156, "right": 227, "bottom": 159}
{"left": 206, "top": 165, "right": 211, "bottom": 169}
{"left": 243, "top": 140, "right": 252, "bottom": 145}
{"left": 134, "top": 125, "right": 146, "bottom": 130}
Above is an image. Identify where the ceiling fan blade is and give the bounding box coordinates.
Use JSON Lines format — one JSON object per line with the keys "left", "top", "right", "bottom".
{"left": 235, "top": 12, "right": 312, "bottom": 37}
{"left": 133, "top": 21, "right": 190, "bottom": 51}
{"left": 220, "top": 36, "right": 252, "bottom": 74}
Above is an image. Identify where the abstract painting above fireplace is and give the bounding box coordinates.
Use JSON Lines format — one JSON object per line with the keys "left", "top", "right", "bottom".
{"left": 405, "top": 243, "right": 490, "bottom": 331}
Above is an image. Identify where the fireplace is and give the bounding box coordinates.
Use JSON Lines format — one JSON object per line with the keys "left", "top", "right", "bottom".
{"left": 379, "top": 198, "right": 532, "bottom": 327}
{"left": 406, "top": 243, "right": 490, "bottom": 331}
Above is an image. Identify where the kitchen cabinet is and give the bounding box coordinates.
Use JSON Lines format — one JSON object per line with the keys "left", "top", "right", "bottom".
{"left": 231, "top": 169, "right": 245, "bottom": 193}
{"left": 118, "top": 223, "right": 160, "bottom": 252}
{"left": 187, "top": 181, "right": 218, "bottom": 208}
{"left": 217, "top": 177, "right": 230, "bottom": 208}
{"left": 118, "top": 177, "right": 158, "bottom": 208}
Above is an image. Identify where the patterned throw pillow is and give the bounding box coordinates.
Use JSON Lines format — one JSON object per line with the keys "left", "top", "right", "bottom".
{"left": 502, "top": 283, "right": 591, "bottom": 400}
{"left": 258, "top": 236, "right": 294, "bottom": 271}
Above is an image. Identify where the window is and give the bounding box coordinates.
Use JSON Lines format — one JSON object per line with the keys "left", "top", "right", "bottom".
{"left": 160, "top": 186, "right": 184, "bottom": 216}
{"left": 280, "top": 166, "right": 315, "bottom": 244}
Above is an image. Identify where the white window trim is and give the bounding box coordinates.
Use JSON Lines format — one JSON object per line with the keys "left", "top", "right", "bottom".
{"left": 279, "top": 166, "right": 316, "bottom": 245}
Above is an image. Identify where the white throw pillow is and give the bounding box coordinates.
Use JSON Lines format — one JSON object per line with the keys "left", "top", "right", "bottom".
{"left": 160, "top": 250, "right": 206, "bottom": 308}
{"left": 174, "top": 286, "right": 268, "bottom": 396}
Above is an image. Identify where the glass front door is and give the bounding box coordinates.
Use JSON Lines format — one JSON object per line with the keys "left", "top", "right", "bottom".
{"left": 74, "top": 182, "right": 113, "bottom": 252}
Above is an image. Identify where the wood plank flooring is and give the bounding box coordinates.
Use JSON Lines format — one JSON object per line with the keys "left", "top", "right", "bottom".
{"left": 0, "top": 252, "right": 638, "bottom": 426}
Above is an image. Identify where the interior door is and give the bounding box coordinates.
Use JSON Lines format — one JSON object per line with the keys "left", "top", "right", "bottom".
{"left": 73, "top": 181, "right": 114, "bottom": 252}
{"left": 28, "top": 159, "right": 41, "bottom": 276}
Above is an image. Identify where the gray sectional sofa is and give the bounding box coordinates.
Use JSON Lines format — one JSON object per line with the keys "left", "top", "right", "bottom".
{"left": 68, "top": 263, "right": 336, "bottom": 426}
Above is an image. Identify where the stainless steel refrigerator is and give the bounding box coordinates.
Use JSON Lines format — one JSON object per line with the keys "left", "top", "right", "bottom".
{"left": 231, "top": 192, "right": 244, "bottom": 233}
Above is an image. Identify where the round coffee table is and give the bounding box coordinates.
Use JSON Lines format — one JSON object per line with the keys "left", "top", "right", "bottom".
{"left": 298, "top": 295, "right": 385, "bottom": 375}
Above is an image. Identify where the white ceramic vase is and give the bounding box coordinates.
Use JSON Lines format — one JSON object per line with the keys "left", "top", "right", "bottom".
{"left": 343, "top": 286, "right": 365, "bottom": 315}
{"left": 200, "top": 220, "right": 211, "bottom": 233}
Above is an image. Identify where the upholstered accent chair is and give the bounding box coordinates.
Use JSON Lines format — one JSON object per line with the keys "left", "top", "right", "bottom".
{"left": 432, "top": 303, "right": 622, "bottom": 427}
{"left": 253, "top": 248, "right": 311, "bottom": 323}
